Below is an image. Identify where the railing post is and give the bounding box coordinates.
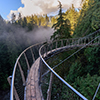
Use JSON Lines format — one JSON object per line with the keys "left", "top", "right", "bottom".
{"left": 30, "top": 48, "right": 35, "bottom": 62}
{"left": 47, "top": 72, "right": 54, "bottom": 100}
{"left": 18, "top": 62, "right": 26, "bottom": 86}
{"left": 24, "top": 53, "right": 30, "bottom": 71}
{"left": 66, "top": 39, "right": 68, "bottom": 46}
{"left": 7, "top": 76, "right": 20, "bottom": 100}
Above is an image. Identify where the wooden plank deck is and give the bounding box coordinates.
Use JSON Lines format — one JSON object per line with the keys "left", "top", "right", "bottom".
{"left": 25, "top": 58, "right": 43, "bottom": 100}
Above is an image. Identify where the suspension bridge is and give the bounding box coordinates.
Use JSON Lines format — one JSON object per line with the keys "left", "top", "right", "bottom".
{"left": 8, "top": 29, "right": 100, "bottom": 100}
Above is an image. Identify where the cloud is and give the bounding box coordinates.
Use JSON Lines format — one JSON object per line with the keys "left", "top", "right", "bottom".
{"left": 7, "top": 0, "right": 81, "bottom": 20}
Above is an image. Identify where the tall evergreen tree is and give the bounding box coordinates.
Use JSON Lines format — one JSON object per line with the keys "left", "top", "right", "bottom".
{"left": 51, "top": 1, "right": 71, "bottom": 40}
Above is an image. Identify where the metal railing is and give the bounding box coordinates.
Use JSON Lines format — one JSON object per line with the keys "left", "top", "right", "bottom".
{"left": 9, "top": 29, "right": 100, "bottom": 100}
{"left": 40, "top": 29, "right": 100, "bottom": 76}
{"left": 10, "top": 43, "right": 43, "bottom": 100}
{"left": 39, "top": 29, "right": 100, "bottom": 100}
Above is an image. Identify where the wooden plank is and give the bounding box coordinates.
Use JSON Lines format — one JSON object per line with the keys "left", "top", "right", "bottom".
{"left": 35, "top": 62, "right": 42, "bottom": 100}
{"left": 26, "top": 57, "right": 43, "bottom": 100}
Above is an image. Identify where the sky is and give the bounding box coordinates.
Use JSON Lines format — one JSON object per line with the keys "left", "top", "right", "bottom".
{"left": 0, "top": 0, "right": 82, "bottom": 20}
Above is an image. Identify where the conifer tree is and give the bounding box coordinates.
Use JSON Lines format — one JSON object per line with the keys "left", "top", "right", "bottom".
{"left": 22, "top": 17, "right": 27, "bottom": 28}
{"left": 18, "top": 13, "right": 22, "bottom": 25}
{"left": 51, "top": 1, "right": 71, "bottom": 40}
{"left": 74, "top": 0, "right": 100, "bottom": 37}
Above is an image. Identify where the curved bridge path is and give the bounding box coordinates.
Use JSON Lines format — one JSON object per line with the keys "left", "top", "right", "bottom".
{"left": 25, "top": 58, "right": 43, "bottom": 100}
{"left": 8, "top": 29, "right": 100, "bottom": 100}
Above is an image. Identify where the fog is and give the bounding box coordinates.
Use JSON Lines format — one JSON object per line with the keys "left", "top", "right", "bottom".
{"left": 0, "top": 16, "right": 54, "bottom": 49}
{"left": 26, "top": 26, "right": 54, "bottom": 43}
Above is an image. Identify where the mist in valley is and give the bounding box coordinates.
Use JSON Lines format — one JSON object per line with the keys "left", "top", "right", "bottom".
{"left": 0, "top": 16, "right": 54, "bottom": 48}
{"left": 0, "top": 15, "right": 54, "bottom": 99}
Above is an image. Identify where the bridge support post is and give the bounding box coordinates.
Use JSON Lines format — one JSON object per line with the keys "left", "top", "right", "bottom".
{"left": 47, "top": 72, "right": 54, "bottom": 100}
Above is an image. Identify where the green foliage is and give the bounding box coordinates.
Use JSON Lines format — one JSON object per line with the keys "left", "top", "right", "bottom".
{"left": 73, "top": 74, "right": 100, "bottom": 100}
{"left": 84, "top": 47, "right": 100, "bottom": 75}
{"left": 51, "top": 1, "right": 71, "bottom": 40}
{"left": 45, "top": 45, "right": 100, "bottom": 99}
{"left": 51, "top": 16, "right": 57, "bottom": 27}
{"left": 14, "top": 14, "right": 50, "bottom": 31}
{"left": 67, "top": 61, "right": 82, "bottom": 83}
{"left": 0, "top": 17, "right": 33, "bottom": 90}
{"left": 0, "top": 1, "right": 100, "bottom": 98}
{"left": 74, "top": 0, "right": 100, "bottom": 37}
{"left": 65, "top": 4, "right": 79, "bottom": 35}
{"left": 22, "top": 17, "right": 27, "bottom": 28}
{"left": 27, "top": 23, "right": 33, "bottom": 31}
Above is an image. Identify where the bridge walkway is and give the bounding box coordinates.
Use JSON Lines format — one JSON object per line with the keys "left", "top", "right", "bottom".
{"left": 25, "top": 58, "right": 43, "bottom": 100}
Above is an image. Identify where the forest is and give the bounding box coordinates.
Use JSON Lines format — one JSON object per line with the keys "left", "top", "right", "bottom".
{"left": 0, "top": 0, "right": 100, "bottom": 99}
{"left": 41, "top": 0, "right": 100, "bottom": 99}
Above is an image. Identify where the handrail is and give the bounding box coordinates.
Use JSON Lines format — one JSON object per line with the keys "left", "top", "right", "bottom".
{"left": 39, "top": 45, "right": 88, "bottom": 100}
{"left": 51, "top": 35, "right": 100, "bottom": 71}
{"left": 39, "top": 30, "right": 100, "bottom": 99}
{"left": 41, "top": 30, "right": 100, "bottom": 77}
{"left": 10, "top": 29, "right": 100, "bottom": 100}
{"left": 49, "top": 29, "right": 100, "bottom": 46}
{"left": 10, "top": 42, "right": 43, "bottom": 100}
{"left": 92, "top": 83, "right": 100, "bottom": 100}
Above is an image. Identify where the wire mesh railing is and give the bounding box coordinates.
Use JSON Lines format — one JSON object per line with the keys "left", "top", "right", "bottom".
{"left": 10, "top": 43, "right": 43, "bottom": 100}
{"left": 39, "top": 30, "right": 100, "bottom": 100}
